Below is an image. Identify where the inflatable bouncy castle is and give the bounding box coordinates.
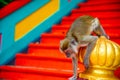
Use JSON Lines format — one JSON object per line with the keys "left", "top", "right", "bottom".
{"left": 0, "top": 0, "right": 120, "bottom": 79}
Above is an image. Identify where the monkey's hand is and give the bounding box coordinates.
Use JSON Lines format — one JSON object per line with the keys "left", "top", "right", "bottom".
{"left": 69, "top": 76, "right": 77, "bottom": 80}
{"left": 105, "top": 35, "right": 110, "bottom": 39}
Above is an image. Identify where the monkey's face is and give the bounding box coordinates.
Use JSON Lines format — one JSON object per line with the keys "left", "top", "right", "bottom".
{"left": 60, "top": 39, "right": 73, "bottom": 57}
{"left": 60, "top": 38, "right": 78, "bottom": 58}
{"left": 64, "top": 48, "right": 75, "bottom": 58}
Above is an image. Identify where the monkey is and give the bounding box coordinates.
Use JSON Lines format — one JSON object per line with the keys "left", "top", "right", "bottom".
{"left": 60, "top": 15, "right": 109, "bottom": 80}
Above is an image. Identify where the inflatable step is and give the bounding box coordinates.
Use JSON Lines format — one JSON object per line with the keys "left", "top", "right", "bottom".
{"left": 0, "top": 66, "right": 72, "bottom": 80}
{"left": 52, "top": 24, "right": 120, "bottom": 33}
{"left": 62, "top": 16, "right": 120, "bottom": 24}
{"left": 78, "top": 3, "right": 120, "bottom": 11}
{"left": 51, "top": 29, "right": 120, "bottom": 37}
{"left": 28, "top": 45, "right": 63, "bottom": 57}
{"left": 52, "top": 23, "right": 120, "bottom": 30}
{"left": 52, "top": 24, "right": 70, "bottom": 28}
{"left": 71, "top": 11, "right": 120, "bottom": 19}
{"left": 15, "top": 54, "right": 85, "bottom": 71}
{"left": 28, "top": 43, "right": 60, "bottom": 53}
{"left": 40, "top": 33, "right": 120, "bottom": 44}
{"left": 61, "top": 16, "right": 120, "bottom": 25}
{"left": 79, "top": 0, "right": 120, "bottom": 6}
{"left": 54, "top": 22, "right": 120, "bottom": 30}
{"left": 40, "top": 33, "right": 64, "bottom": 44}
{"left": 62, "top": 15, "right": 120, "bottom": 21}
{"left": 52, "top": 28, "right": 120, "bottom": 35}
{"left": 41, "top": 32, "right": 120, "bottom": 39}
{"left": 40, "top": 33, "right": 65, "bottom": 43}
{"left": 15, "top": 54, "right": 72, "bottom": 70}
{"left": 61, "top": 17, "right": 120, "bottom": 26}
{"left": 28, "top": 45, "right": 61, "bottom": 55}
{"left": 0, "top": 0, "right": 31, "bottom": 19}
{"left": 61, "top": 23, "right": 120, "bottom": 29}
{"left": 28, "top": 43, "right": 67, "bottom": 55}
{"left": 114, "top": 67, "right": 120, "bottom": 78}
{"left": 27, "top": 43, "right": 78, "bottom": 69}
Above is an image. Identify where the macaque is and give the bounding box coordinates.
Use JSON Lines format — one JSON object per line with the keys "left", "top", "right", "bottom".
{"left": 60, "top": 15, "right": 109, "bottom": 80}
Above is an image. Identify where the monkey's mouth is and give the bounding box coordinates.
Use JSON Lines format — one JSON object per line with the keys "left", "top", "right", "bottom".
{"left": 64, "top": 50, "right": 72, "bottom": 58}
{"left": 64, "top": 48, "right": 74, "bottom": 58}
{"left": 65, "top": 52, "right": 71, "bottom": 57}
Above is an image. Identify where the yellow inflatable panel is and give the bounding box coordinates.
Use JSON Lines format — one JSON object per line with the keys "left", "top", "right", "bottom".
{"left": 15, "top": 0, "right": 59, "bottom": 41}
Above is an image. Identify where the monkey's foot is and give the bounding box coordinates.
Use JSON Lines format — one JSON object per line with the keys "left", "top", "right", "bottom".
{"left": 69, "top": 76, "right": 77, "bottom": 80}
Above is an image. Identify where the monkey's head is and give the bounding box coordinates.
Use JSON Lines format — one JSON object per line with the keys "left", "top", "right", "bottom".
{"left": 60, "top": 38, "right": 71, "bottom": 57}
{"left": 60, "top": 38, "right": 78, "bottom": 58}
{"left": 79, "top": 15, "right": 101, "bottom": 28}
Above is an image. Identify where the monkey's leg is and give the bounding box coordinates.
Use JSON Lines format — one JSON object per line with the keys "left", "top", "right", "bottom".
{"left": 82, "top": 36, "right": 98, "bottom": 69}
{"left": 74, "top": 35, "right": 98, "bottom": 69}
{"left": 69, "top": 54, "right": 78, "bottom": 80}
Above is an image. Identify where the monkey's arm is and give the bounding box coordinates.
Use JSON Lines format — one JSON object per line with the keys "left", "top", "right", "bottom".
{"left": 62, "top": 39, "right": 79, "bottom": 80}
{"left": 73, "top": 35, "right": 98, "bottom": 69}
{"left": 83, "top": 36, "right": 98, "bottom": 68}
{"left": 72, "top": 55, "right": 78, "bottom": 79}
{"left": 94, "top": 25, "right": 109, "bottom": 39}
{"left": 69, "top": 53, "right": 78, "bottom": 80}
